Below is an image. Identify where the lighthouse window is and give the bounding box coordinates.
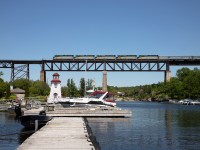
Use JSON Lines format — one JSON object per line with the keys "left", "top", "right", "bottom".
{"left": 54, "top": 83, "right": 57, "bottom": 88}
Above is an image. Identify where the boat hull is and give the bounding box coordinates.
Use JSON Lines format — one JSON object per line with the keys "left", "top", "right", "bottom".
{"left": 20, "top": 115, "right": 53, "bottom": 130}
{"left": 59, "top": 101, "right": 116, "bottom": 107}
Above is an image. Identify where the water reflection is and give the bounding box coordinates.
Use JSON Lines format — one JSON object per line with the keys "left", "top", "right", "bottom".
{"left": 1, "top": 102, "right": 200, "bottom": 150}
{"left": 0, "top": 112, "right": 35, "bottom": 150}
{"left": 88, "top": 102, "right": 200, "bottom": 150}
{"left": 18, "top": 128, "right": 34, "bottom": 144}
{"left": 176, "top": 110, "right": 200, "bottom": 127}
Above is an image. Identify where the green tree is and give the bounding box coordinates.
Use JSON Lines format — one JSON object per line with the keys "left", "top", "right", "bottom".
{"left": 25, "top": 82, "right": 30, "bottom": 97}
{"left": 61, "top": 86, "right": 68, "bottom": 97}
{"left": 182, "top": 68, "right": 200, "bottom": 99}
{"left": 86, "top": 79, "right": 93, "bottom": 90}
{"left": 5, "top": 83, "right": 11, "bottom": 99}
{"left": 0, "top": 78, "right": 6, "bottom": 98}
{"left": 165, "top": 77, "right": 182, "bottom": 99}
{"left": 29, "top": 80, "right": 50, "bottom": 96}
{"left": 67, "top": 79, "right": 79, "bottom": 97}
{"left": 176, "top": 67, "right": 191, "bottom": 81}
{"left": 79, "top": 78, "right": 85, "bottom": 97}
{"left": 13, "top": 79, "right": 29, "bottom": 90}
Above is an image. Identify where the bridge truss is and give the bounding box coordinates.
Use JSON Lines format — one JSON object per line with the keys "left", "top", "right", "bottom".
{"left": 42, "top": 60, "right": 167, "bottom": 72}
{"left": 1, "top": 59, "right": 200, "bottom": 82}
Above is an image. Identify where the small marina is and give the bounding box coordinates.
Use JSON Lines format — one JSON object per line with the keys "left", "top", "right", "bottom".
{"left": 13, "top": 73, "right": 131, "bottom": 149}
{"left": 16, "top": 102, "right": 131, "bottom": 149}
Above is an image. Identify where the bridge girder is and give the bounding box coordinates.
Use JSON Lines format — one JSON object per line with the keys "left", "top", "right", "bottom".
{"left": 1, "top": 59, "right": 200, "bottom": 83}
{"left": 43, "top": 61, "right": 167, "bottom": 72}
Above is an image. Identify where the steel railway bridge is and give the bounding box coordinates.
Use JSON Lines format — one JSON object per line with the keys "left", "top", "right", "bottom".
{"left": 0, "top": 58, "right": 200, "bottom": 83}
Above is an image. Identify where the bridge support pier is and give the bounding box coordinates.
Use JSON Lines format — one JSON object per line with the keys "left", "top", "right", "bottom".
{"left": 102, "top": 71, "right": 107, "bottom": 92}
{"left": 40, "top": 70, "right": 46, "bottom": 82}
{"left": 165, "top": 70, "right": 171, "bottom": 82}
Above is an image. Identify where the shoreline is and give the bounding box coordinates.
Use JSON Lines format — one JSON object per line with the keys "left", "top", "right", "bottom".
{"left": 83, "top": 117, "right": 101, "bottom": 150}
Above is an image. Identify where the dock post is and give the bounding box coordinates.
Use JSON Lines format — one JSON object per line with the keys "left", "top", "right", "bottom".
{"left": 35, "top": 120, "right": 38, "bottom": 131}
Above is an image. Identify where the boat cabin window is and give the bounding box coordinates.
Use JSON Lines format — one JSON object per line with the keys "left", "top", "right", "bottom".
{"left": 90, "top": 93, "right": 103, "bottom": 98}
{"left": 103, "top": 94, "right": 115, "bottom": 100}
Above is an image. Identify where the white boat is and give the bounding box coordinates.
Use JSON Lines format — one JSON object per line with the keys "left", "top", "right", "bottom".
{"left": 68, "top": 91, "right": 116, "bottom": 107}
{"left": 178, "top": 99, "right": 191, "bottom": 105}
{"left": 189, "top": 100, "right": 200, "bottom": 105}
{"left": 178, "top": 99, "right": 196, "bottom": 105}
{"left": 48, "top": 90, "right": 116, "bottom": 107}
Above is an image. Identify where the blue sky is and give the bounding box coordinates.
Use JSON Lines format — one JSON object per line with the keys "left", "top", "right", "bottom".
{"left": 1, "top": 0, "right": 200, "bottom": 87}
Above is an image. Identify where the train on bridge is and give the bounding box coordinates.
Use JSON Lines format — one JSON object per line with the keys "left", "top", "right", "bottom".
{"left": 53, "top": 55, "right": 200, "bottom": 60}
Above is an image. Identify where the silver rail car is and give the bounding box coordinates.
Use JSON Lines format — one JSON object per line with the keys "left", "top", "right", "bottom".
{"left": 159, "top": 56, "right": 193, "bottom": 60}
{"left": 116, "top": 55, "right": 137, "bottom": 60}
{"left": 53, "top": 55, "right": 74, "bottom": 60}
{"left": 95, "top": 55, "right": 116, "bottom": 60}
{"left": 138, "top": 55, "right": 159, "bottom": 60}
{"left": 74, "top": 55, "right": 95, "bottom": 60}
{"left": 191, "top": 56, "right": 200, "bottom": 60}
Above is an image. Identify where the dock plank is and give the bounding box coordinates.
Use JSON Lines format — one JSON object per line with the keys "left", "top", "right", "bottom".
{"left": 23, "top": 107, "right": 44, "bottom": 115}
{"left": 17, "top": 117, "right": 95, "bottom": 150}
{"left": 22, "top": 106, "right": 132, "bottom": 117}
{"left": 46, "top": 108, "right": 132, "bottom": 117}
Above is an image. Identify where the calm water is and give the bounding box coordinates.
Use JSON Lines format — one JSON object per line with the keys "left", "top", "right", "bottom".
{"left": 1, "top": 101, "right": 200, "bottom": 150}
{"left": 0, "top": 112, "right": 32, "bottom": 150}
{"left": 87, "top": 101, "right": 200, "bottom": 150}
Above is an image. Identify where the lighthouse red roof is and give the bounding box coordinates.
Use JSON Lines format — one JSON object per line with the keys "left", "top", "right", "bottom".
{"left": 51, "top": 79, "right": 61, "bottom": 83}
{"left": 51, "top": 73, "right": 61, "bottom": 83}
{"left": 53, "top": 73, "right": 60, "bottom": 76}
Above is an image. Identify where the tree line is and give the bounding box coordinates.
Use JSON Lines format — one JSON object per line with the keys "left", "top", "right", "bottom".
{"left": 0, "top": 73, "right": 94, "bottom": 100}
{"left": 107, "top": 67, "right": 200, "bottom": 101}
{"left": 0, "top": 67, "right": 200, "bottom": 101}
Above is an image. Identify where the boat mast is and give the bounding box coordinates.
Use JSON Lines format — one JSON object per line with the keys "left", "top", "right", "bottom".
{"left": 84, "top": 59, "right": 87, "bottom": 97}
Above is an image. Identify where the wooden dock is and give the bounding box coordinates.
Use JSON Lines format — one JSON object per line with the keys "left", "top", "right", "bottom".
{"left": 17, "top": 117, "right": 95, "bottom": 150}
{"left": 23, "top": 106, "right": 132, "bottom": 118}
{"left": 46, "top": 107, "right": 131, "bottom": 117}
{"left": 19, "top": 106, "right": 131, "bottom": 149}
{"left": 22, "top": 107, "right": 44, "bottom": 115}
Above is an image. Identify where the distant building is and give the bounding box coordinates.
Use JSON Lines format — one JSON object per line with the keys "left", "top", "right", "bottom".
{"left": 117, "top": 92, "right": 125, "bottom": 97}
{"left": 10, "top": 88, "right": 25, "bottom": 99}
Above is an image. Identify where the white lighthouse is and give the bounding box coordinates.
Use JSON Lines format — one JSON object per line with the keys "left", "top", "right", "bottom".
{"left": 48, "top": 73, "right": 62, "bottom": 103}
